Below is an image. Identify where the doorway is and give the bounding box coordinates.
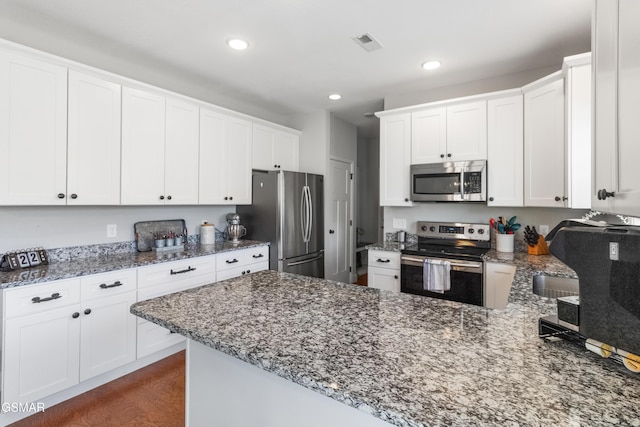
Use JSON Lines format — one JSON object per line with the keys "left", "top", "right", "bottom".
{"left": 325, "top": 158, "right": 353, "bottom": 283}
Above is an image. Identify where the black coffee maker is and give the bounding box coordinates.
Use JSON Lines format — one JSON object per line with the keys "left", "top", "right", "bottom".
{"left": 549, "top": 225, "right": 640, "bottom": 355}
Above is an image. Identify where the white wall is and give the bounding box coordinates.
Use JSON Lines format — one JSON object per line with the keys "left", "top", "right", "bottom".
{"left": 0, "top": 206, "right": 232, "bottom": 252}
{"left": 289, "top": 111, "right": 330, "bottom": 176}
{"left": 385, "top": 65, "right": 559, "bottom": 110}
{"left": 384, "top": 204, "right": 590, "bottom": 240}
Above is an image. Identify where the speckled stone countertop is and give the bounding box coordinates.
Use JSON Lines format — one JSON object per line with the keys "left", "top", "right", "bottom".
{"left": 0, "top": 240, "right": 268, "bottom": 289}
{"left": 131, "top": 270, "right": 639, "bottom": 427}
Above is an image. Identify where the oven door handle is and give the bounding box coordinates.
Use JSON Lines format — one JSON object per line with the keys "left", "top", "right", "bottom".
{"left": 401, "top": 256, "right": 482, "bottom": 269}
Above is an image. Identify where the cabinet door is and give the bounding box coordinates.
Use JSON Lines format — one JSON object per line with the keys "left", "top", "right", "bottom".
{"left": 199, "top": 108, "right": 227, "bottom": 204}
{"left": 4, "top": 305, "right": 81, "bottom": 403}
{"left": 615, "top": 0, "right": 640, "bottom": 216}
{"left": 592, "top": 0, "right": 618, "bottom": 212}
{"left": 252, "top": 125, "right": 276, "bottom": 170}
{"left": 225, "top": 117, "right": 253, "bottom": 205}
{"left": 484, "top": 262, "right": 516, "bottom": 310}
{"left": 79, "top": 290, "right": 137, "bottom": 381}
{"left": 274, "top": 131, "right": 299, "bottom": 171}
{"left": 524, "top": 78, "right": 566, "bottom": 207}
{"left": 121, "top": 87, "right": 166, "bottom": 204}
{"left": 411, "top": 107, "right": 446, "bottom": 164}
{"left": 446, "top": 101, "right": 487, "bottom": 161}
{"left": 380, "top": 113, "right": 412, "bottom": 206}
{"left": 368, "top": 267, "right": 400, "bottom": 292}
{"left": 487, "top": 95, "right": 523, "bottom": 207}
{"left": 67, "top": 70, "right": 121, "bottom": 205}
{"left": 165, "top": 98, "right": 200, "bottom": 204}
{"left": 0, "top": 52, "right": 67, "bottom": 205}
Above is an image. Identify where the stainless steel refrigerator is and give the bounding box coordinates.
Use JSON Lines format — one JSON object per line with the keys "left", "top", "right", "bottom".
{"left": 238, "top": 170, "right": 324, "bottom": 278}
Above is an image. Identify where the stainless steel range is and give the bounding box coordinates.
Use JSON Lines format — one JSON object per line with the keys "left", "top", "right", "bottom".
{"left": 400, "top": 221, "right": 490, "bottom": 306}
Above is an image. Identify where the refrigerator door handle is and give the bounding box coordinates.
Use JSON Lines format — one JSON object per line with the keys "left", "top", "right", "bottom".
{"left": 300, "top": 186, "right": 308, "bottom": 242}
{"left": 305, "top": 185, "right": 312, "bottom": 243}
{"left": 287, "top": 254, "right": 323, "bottom": 267}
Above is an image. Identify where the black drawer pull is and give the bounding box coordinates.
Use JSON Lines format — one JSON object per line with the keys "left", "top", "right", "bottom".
{"left": 226, "top": 258, "right": 239, "bottom": 264}
{"left": 32, "top": 293, "right": 61, "bottom": 303}
{"left": 84, "top": 308, "right": 92, "bottom": 315}
{"left": 171, "top": 266, "right": 196, "bottom": 275}
{"left": 100, "top": 281, "right": 123, "bottom": 289}
{"left": 376, "top": 259, "right": 391, "bottom": 263}
{"left": 72, "top": 312, "right": 80, "bottom": 319}
{"left": 252, "top": 254, "right": 264, "bottom": 258}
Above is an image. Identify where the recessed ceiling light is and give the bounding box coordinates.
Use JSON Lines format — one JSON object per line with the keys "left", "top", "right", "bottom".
{"left": 227, "top": 38, "right": 249, "bottom": 50}
{"left": 421, "top": 60, "right": 441, "bottom": 70}
{"left": 328, "top": 94, "right": 342, "bottom": 101}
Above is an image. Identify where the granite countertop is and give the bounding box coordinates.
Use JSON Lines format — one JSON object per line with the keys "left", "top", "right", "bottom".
{"left": 0, "top": 240, "right": 269, "bottom": 289}
{"left": 131, "top": 270, "right": 640, "bottom": 427}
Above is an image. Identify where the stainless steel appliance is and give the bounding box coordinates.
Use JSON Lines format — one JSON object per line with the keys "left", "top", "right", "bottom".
{"left": 400, "top": 221, "right": 490, "bottom": 306}
{"left": 237, "top": 170, "right": 324, "bottom": 278}
{"left": 410, "top": 160, "right": 486, "bottom": 202}
{"left": 225, "top": 213, "right": 246, "bottom": 242}
{"left": 548, "top": 225, "right": 640, "bottom": 356}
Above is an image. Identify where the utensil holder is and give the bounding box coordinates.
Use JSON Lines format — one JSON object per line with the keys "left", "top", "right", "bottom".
{"left": 496, "top": 233, "right": 514, "bottom": 253}
{"left": 527, "top": 236, "right": 550, "bottom": 255}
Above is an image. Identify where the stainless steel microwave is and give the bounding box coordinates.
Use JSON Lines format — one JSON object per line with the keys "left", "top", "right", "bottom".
{"left": 410, "top": 160, "right": 486, "bottom": 202}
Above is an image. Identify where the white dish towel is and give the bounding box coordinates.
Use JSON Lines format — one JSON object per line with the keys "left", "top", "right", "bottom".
{"left": 423, "top": 259, "right": 451, "bottom": 293}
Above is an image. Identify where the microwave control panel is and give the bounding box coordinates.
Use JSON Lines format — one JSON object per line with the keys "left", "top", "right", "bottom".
{"left": 464, "top": 172, "right": 483, "bottom": 194}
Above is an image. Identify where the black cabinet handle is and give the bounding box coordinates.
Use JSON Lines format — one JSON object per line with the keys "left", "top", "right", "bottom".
{"left": 404, "top": 198, "right": 409, "bottom": 202}
{"left": 252, "top": 254, "right": 264, "bottom": 258}
{"left": 57, "top": 193, "right": 65, "bottom": 199}
{"left": 229, "top": 196, "right": 233, "bottom": 200}
{"left": 32, "top": 293, "right": 61, "bottom": 303}
{"left": 554, "top": 196, "right": 561, "bottom": 202}
{"left": 377, "top": 259, "right": 391, "bottom": 263}
{"left": 72, "top": 312, "right": 80, "bottom": 319}
{"left": 597, "top": 189, "right": 615, "bottom": 200}
{"left": 224, "top": 196, "right": 229, "bottom": 200}
{"left": 489, "top": 196, "right": 494, "bottom": 202}
{"left": 440, "top": 154, "right": 445, "bottom": 158}
{"left": 70, "top": 193, "right": 78, "bottom": 199}
{"left": 447, "top": 153, "right": 452, "bottom": 158}
{"left": 225, "top": 258, "right": 239, "bottom": 264}
{"left": 84, "top": 308, "right": 91, "bottom": 315}
{"left": 247, "top": 269, "right": 251, "bottom": 274}
{"left": 170, "top": 266, "right": 196, "bottom": 275}
{"left": 329, "top": 229, "right": 335, "bottom": 234}
{"left": 160, "top": 195, "right": 165, "bottom": 200}
{"left": 100, "top": 281, "right": 123, "bottom": 289}
{"left": 167, "top": 195, "right": 172, "bottom": 200}
{"left": 394, "top": 275, "right": 399, "bottom": 279}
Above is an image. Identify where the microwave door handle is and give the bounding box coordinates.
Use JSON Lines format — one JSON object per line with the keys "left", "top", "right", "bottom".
{"left": 460, "top": 170, "right": 466, "bottom": 200}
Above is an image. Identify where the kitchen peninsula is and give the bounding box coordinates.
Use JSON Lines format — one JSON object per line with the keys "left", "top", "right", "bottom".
{"left": 131, "top": 270, "right": 640, "bottom": 427}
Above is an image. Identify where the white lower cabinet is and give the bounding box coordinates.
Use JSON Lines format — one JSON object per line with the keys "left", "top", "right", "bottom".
{"left": 136, "top": 255, "right": 216, "bottom": 358}
{"left": 367, "top": 250, "right": 401, "bottom": 292}
{"left": 2, "top": 269, "right": 137, "bottom": 404}
{"left": 484, "top": 262, "right": 516, "bottom": 310}
{"left": 216, "top": 246, "right": 270, "bottom": 282}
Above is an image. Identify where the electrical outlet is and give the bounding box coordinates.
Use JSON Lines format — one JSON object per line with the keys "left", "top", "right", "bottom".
{"left": 107, "top": 224, "right": 117, "bottom": 238}
{"left": 609, "top": 242, "right": 619, "bottom": 261}
{"left": 392, "top": 218, "right": 407, "bottom": 229}
{"left": 539, "top": 225, "right": 549, "bottom": 236}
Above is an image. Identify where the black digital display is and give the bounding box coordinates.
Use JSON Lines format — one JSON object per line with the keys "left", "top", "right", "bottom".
{"left": 439, "top": 226, "right": 464, "bottom": 234}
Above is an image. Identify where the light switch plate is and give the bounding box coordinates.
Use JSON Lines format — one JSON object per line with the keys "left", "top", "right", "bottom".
{"left": 392, "top": 218, "right": 407, "bottom": 229}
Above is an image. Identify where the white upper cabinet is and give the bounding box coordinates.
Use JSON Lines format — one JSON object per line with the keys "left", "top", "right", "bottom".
{"left": 593, "top": 0, "right": 640, "bottom": 216}
{"left": 67, "top": 70, "right": 122, "bottom": 205}
{"left": 0, "top": 52, "right": 68, "bottom": 205}
{"left": 121, "top": 88, "right": 199, "bottom": 205}
{"left": 252, "top": 124, "right": 299, "bottom": 171}
{"left": 199, "top": 108, "right": 252, "bottom": 205}
{"left": 487, "top": 93, "right": 523, "bottom": 207}
{"left": 523, "top": 74, "right": 566, "bottom": 207}
{"left": 564, "top": 53, "right": 592, "bottom": 210}
{"left": 164, "top": 97, "right": 200, "bottom": 204}
{"left": 379, "top": 113, "right": 412, "bottom": 206}
{"left": 121, "top": 87, "right": 166, "bottom": 204}
{"left": 411, "top": 101, "right": 487, "bottom": 164}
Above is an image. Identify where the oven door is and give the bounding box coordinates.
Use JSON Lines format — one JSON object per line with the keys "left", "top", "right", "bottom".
{"left": 400, "top": 255, "right": 484, "bottom": 306}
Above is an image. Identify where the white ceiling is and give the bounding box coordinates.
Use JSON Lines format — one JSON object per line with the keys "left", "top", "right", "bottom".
{"left": 0, "top": 0, "right": 591, "bottom": 138}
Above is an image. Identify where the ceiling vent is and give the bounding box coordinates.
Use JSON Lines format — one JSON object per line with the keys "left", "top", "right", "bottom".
{"left": 352, "top": 33, "right": 383, "bottom": 52}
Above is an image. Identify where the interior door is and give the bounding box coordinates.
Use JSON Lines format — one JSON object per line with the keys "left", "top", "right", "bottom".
{"left": 326, "top": 159, "right": 352, "bottom": 283}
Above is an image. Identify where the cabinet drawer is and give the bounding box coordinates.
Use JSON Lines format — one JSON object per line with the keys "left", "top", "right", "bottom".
{"left": 137, "top": 255, "right": 216, "bottom": 291}
{"left": 81, "top": 268, "right": 137, "bottom": 300}
{"left": 137, "top": 320, "right": 184, "bottom": 358}
{"left": 4, "top": 278, "right": 81, "bottom": 318}
{"left": 217, "top": 261, "right": 269, "bottom": 282}
{"left": 368, "top": 250, "right": 401, "bottom": 270}
{"left": 216, "top": 246, "right": 269, "bottom": 271}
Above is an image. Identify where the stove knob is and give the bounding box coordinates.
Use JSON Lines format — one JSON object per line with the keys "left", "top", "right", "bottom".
{"left": 429, "top": 226, "right": 436, "bottom": 232}
{"left": 468, "top": 228, "right": 475, "bottom": 234}
{"left": 477, "top": 228, "right": 485, "bottom": 234}
{"left": 421, "top": 225, "right": 427, "bottom": 232}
